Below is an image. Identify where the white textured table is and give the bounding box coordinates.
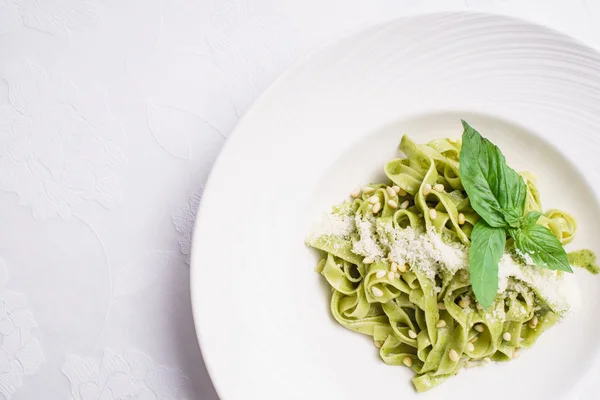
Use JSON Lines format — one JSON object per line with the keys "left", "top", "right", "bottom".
{"left": 1, "top": 0, "right": 600, "bottom": 399}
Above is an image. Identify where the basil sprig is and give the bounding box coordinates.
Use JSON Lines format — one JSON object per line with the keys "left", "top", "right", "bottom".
{"left": 459, "top": 121, "right": 527, "bottom": 228}
{"left": 459, "top": 121, "right": 572, "bottom": 309}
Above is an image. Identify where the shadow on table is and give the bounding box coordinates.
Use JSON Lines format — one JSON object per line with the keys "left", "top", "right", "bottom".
{"left": 188, "top": 346, "right": 220, "bottom": 400}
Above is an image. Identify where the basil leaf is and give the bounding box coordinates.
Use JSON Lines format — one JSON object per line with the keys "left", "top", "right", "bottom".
{"left": 496, "top": 161, "right": 527, "bottom": 228}
{"left": 513, "top": 224, "right": 573, "bottom": 272}
{"left": 459, "top": 121, "right": 527, "bottom": 228}
{"left": 520, "top": 211, "right": 543, "bottom": 228}
{"left": 469, "top": 220, "right": 507, "bottom": 309}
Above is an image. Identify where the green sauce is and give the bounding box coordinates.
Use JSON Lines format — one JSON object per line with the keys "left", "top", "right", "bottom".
{"left": 568, "top": 249, "right": 599, "bottom": 274}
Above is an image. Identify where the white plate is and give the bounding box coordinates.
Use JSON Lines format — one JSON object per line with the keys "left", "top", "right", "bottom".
{"left": 191, "top": 11, "right": 600, "bottom": 400}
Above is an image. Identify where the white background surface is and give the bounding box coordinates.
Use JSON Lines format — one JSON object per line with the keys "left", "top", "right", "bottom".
{"left": 1, "top": 0, "right": 600, "bottom": 399}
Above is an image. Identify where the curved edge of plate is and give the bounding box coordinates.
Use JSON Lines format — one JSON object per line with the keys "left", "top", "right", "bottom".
{"left": 189, "top": 10, "right": 600, "bottom": 400}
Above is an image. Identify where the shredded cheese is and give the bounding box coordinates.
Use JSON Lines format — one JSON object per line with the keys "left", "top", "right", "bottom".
{"left": 309, "top": 212, "right": 577, "bottom": 316}
{"left": 498, "top": 254, "right": 576, "bottom": 315}
{"left": 307, "top": 211, "right": 354, "bottom": 242}
{"left": 352, "top": 215, "right": 385, "bottom": 259}
{"left": 380, "top": 223, "right": 468, "bottom": 280}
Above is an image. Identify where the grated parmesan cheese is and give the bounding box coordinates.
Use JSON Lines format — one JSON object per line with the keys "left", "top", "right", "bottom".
{"left": 307, "top": 211, "right": 355, "bottom": 243}
{"left": 515, "top": 248, "right": 535, "bottom": 266}
{"left": 308, "top": 210, "right": 579, "bottom": 318}
{"left": 352, "top": 215, "right": 385, "bottom": 259}
{"left": 497, "top": 254, "right": 575, "bottom": 315}
{"left": 378, "top": 224, "right": 468, "bottom": 280}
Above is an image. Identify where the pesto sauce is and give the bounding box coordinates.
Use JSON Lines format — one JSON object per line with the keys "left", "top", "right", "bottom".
{"left": 568, "top": 249, "right": 599, "bottom": 274}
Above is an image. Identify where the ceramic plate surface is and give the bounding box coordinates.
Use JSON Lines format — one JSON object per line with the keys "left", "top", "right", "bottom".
{"left": 191, "top": 11, "right": 600, "bottom": 400}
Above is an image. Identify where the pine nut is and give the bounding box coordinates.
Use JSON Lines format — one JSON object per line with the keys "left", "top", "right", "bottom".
{"left": 408, "top": 329, "right": 417, "bottom": 339}
{"left": 387, "top": 271, "right": 395, "bottom": 280}
{"left": 503, "top": 332, "right": 512, "bottom": 341}
{"left": 423, "top": 183, "right": 432, "bottom": 196}
{"left": 350, "top": 187, "right": 361, "bottom": 198}
{"left": 392, "top": 185, "right": 401, "bottom": 194}
{"left": 474, "top": 324, "right": 485, "bottom": 332}
{"left": 372, "top": 287, "right": 383, "bottom": 297}
{"left": 375, "top": 270, "right": 386, "bottom": 279}
{"left": 391, "top": 262, "right": 398, "bottom": 273}
{"left": 529, "top": 315, "right": 538, "bottom": 328}
{"left": 402, "top": 356, "right": 412, "bottom": 367}
{"left": 398, "top": 263, "right": 408, "bottom": 272}
{"left": 388, "top": 200, "right": 398, "bottom": 209}
{"left": 386, "top": 187, "right": 396, "bottom": 197}
{"left": 438, "top": 302, "right": 446, "bottom": 310}
{"left": 449, "top": 349, "right": 459, "bottom": 362}
{"left": 369, "top": 196, "right": 379, "bottom": 204}
{"left": 400, "top": 200, "right": 409, "bottom": 209}
{"left": 363, "top": 256, "right": 374, "bottom": 264}
{"left": 458, "top": 213, "right": 466, "bottom": 225}
{"left": 363, "top": 186, "right": 375, "bottom": 194}
{"left": 434, "top": 184, "right": 444, "bottom": 192}
{"left": 436, "top": 320, "right": 446, "bottom": 328}
{"left": 374, "top": 340, "right": 382, "bottom": 348}
{"left": 372, "top": 203, "right": 382, "bottom": 213}
{"left": 429, "top": 208, "right": 437, "bottom": 220}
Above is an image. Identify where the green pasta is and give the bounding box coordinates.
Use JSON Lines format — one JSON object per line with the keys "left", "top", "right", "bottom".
{"left": 306, "top": 133, "right": 593, "bottom": 392}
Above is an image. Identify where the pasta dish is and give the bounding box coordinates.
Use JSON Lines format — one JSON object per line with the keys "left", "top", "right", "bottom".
{"left": 306, "top": 121, "right": 597, "bottom": 392}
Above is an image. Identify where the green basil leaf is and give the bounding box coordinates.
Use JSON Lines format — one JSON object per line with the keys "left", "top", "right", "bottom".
{"left": 459, "top": 121, "right": 527, "bottom": 228}
{"left": 520, "top": 211, "right": 543, "bottom": 228}
{"left": 469, "top": 220, "right": 507, "bottom": 309}
{"left": 496, "top": 161, "right": 527, "bottom": 228}
{"left": 513, "top": 224, "right": 573, "bottom": 272}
